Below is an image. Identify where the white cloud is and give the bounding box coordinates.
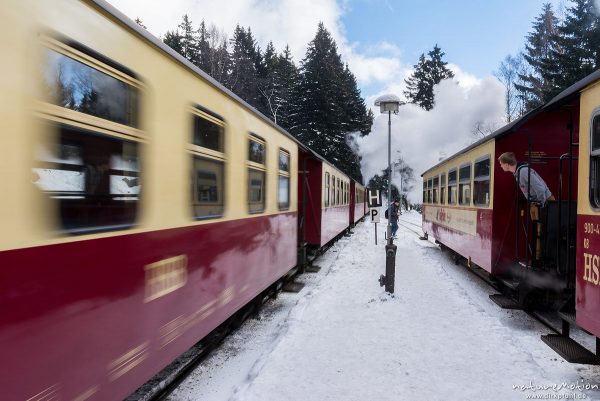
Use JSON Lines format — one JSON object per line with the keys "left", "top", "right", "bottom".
{"left": 355, "top": 77, "right": 505, "bottom": 203}
{"left": 107, "top": 0, "right": 343, "bottom": 66}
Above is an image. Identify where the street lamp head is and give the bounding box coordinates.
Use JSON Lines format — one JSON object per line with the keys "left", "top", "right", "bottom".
{"left": 374, "top": 94, "right": 402, "bottom": 113}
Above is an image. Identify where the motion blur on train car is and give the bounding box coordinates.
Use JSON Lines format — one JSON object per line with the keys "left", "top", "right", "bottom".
{"left": 0, "top": 1, "right": 302, "bottom": 399}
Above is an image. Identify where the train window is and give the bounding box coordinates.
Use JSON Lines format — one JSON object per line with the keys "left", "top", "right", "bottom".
{"left": 193, "top": 113, "right": 224, "bottom": 152}
{"left": 189, "top": 108, "right": 226, "bottom": 220}
{"left": 345, "top": 182, "right": 348, "bottom": 204}
{"left": 331, "top": 175, "right": 336, "bottom": 206}
{"left": 590, "top": 115, "right": 600, "bottom": 207}
{"left": 247, "top": 135, "right": 266, "bottom": 213}
{"left": 427, "top": 178, "right": 432, "bottom": 204}
{"left": 192, "top": 157, "right": 224, "bottom": 218}
{"left": 325, "top": 173, "right": 330, "bottom": 207}
{"left": 440, "top": 173, "right": 446, "bottom": 205}
{"left": 44, "top": 49, "right": 139, "bottom": 128}
{"left": 336, "top": 178, "right": 341, "bottom": 205}
{"left": 448, "top": 168, "right": 457, "bottom": 205}
{"left": 423, "top": 181, "right": 427, "bottom": 203}
{"left": 459, "top": 163, "right": 472, "bottom": 206}
{"left": 473, "top": 157, "right": 490, "bottom": 207}
{"left": 248, "top": 169, "right": 266, "bottom": 213}
{"left": 278, "top": 149, "right": 290, "bottom": 210}
{"left": 249, "top": 136, "right": 266, "bottom": 164}
{"left": 34, "top": 124, "right": 140, "bottom": 233}
{"left": 433, "top": 176, "right": 439, "bottom": 204}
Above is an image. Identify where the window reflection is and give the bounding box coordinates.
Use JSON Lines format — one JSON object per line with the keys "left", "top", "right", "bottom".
{"left": 34, "top": 124, "right": 140, "bottom": 233}
{"left": 192, "top": 157, "right": 224, "bottom": 218}
{"left": 249, "top": 169, "right": 265, "bottom": 213}
{"left": 193, "top": 114, "right": 224, "bottom": 152}
{"left": 44, "top": 49, "right": 139, "bottom": 127}
{"left": 249, "top": 139, "right": 265, "bottom": 164}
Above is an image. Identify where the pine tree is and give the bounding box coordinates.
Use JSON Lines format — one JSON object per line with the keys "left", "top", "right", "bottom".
{"left": 163, "top": 30, "right": 184, "bottom": 55}
{"left": 178, "top": 14, "right": 199, "bottom": 63}
{"left": 274, "top": 46, "right": 300, "bottom": 130}
{"left": 403, "top": 45, "right": 453, "bottom": 111}
{"left": 294, "top": 23, "right": 371, "bottom": 181}
{"left": 403, "top": 54, "right": 431, "bottom": 109}
{"left": 515, "top": 3, "right": 559, "bottom": 110}
{"left": 228, "top": 26, "right": 261, "bottom": 107}
{"left": 427, "top": 45, "right": 454, "bottom": 87}
{"left": 197, "top": 20, "right": 212, "bottom": 73}
{"left": 541, "top": 0, "right": 600, "bottom": 101}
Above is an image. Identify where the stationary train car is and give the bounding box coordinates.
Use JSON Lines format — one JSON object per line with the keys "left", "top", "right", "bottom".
{"left": 421, "top": 68, "right": 600, "bottom": 363}
{"left": 422, "top": 102, "right": 578, "bottom": 277}
{"left": 546, "top": 69, "right": 600, "bottom": 360}
{"left": 299, "top": 148, "right": 352, "bottom": 249}
{"left": 350, "top": 181, "right": 367, "bottom": 226}
{"left": 0, "top": 1, "right": 315, "bottom": 399}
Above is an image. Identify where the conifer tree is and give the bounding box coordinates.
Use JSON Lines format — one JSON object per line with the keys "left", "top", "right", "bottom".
{"left": 403, "top": 54, "right": 431, "bottom": 109}
{"left": 404, "top": 45, "right": 454, "bottom": 110}
{"left": 177, "top": 14, "right": 199, "bottom": 63}
{"left": 197, "top": 20, "right": 212, "bottom": 73}
{"left": 228, "top": 25, "right": 261, "bottom": 107}
{"left": 163, "top": 30, "right": 184, "bottom": 55}
{"left": 274, "top": 46, "right": 300, "bottom": 130}
{"left": 541, "top": 0, "right": 600, "bottom": 101}
{"left": 294, "top": 23, "right": 371, "bottom": 181}
{"left": 515, "top": 3, "right": 559, "bottom": 110}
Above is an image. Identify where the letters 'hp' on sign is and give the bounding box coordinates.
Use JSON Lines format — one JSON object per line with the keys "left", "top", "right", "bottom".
{"left": 370, "top": 208, "right": 380, "bottom": 223}
{"left": 367, "top": 188, "right": 382, "bottom": 208}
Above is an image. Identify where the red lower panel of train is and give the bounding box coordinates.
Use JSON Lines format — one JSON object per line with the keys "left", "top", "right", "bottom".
{"left": 0, "top": 213, "right": 297, "bottom": 401}
{"left": 321, "top": 206, "right": 350, "bottom": 246}
{"left": 576, "top": 214, "right": 600, "bottom": 338}
{"left": 422, "top": 206, "right": 494, "bottom": 272}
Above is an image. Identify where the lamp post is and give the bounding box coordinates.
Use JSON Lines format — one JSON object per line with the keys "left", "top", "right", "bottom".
{"left": 375, "top": 94, "right": 401, "bottom": 294}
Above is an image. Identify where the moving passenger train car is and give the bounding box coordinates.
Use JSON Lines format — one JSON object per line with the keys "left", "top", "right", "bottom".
{"left": 0, "top": 1, "right": 366, "bottom": 400}
{"left": 421, "top": 68, "right": 600, "bottom": 364}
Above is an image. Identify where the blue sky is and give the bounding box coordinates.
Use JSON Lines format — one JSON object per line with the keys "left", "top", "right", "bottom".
{"left": 341, "top": 0, "right": 564, "bottom": 93}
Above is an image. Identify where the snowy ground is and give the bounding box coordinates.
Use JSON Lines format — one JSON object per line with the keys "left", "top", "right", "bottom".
{"left": 168, "top": 211, "right": 600, "bottom": 401}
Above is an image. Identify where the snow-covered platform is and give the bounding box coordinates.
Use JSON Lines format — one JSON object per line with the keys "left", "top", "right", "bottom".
{"left": 168, "top": 211, "right": 600, "bottom": 401}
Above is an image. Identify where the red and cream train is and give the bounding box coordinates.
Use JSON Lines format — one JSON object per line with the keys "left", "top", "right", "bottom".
{"left": 422, "top": 68, "right": 600, "bottom": 363}
{"left": 0, "top": 1, "right": 366, "bottom": 400}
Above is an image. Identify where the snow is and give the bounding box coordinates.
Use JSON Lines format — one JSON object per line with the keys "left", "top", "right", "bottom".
{"left": 168, "top": 211, "right": 600, "bottom": 401}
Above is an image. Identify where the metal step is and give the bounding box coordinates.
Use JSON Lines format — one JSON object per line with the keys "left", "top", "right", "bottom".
{"left": 283, "top": 281, "right": 305, "bottom": 293}
{"left": 497, "top": 276, "right": 521, "bottom": 292}
{"left": 558, "top": 310, "right": 576, "bottom": 325}
{"left": 489, "top": 294, "right": 521, "bottom": 310}
{"left": 305, "top": 264, "right": 322, "bottom": 273}
{"left": 541, "top": 334, "right": 600, "bottom": 365}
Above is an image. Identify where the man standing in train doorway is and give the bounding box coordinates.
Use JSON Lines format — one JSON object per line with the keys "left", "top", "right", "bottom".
{"left": 498, "top": 152, "right": 555, "bottom": 262}
{"left": 498, "top": 152, "right": 555, "bottom": 211}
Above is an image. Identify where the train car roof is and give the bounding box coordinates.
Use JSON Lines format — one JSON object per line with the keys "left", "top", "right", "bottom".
{"left": 420, "top": 106, "right": 541, "bottom": 177}
{"left": 543, "top": 69, "right": 600, "bottom": 110}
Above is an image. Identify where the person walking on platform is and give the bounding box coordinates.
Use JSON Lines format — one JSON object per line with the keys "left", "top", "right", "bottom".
{"left": 390, "top": 199, "right": 400, "bottom": 238}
